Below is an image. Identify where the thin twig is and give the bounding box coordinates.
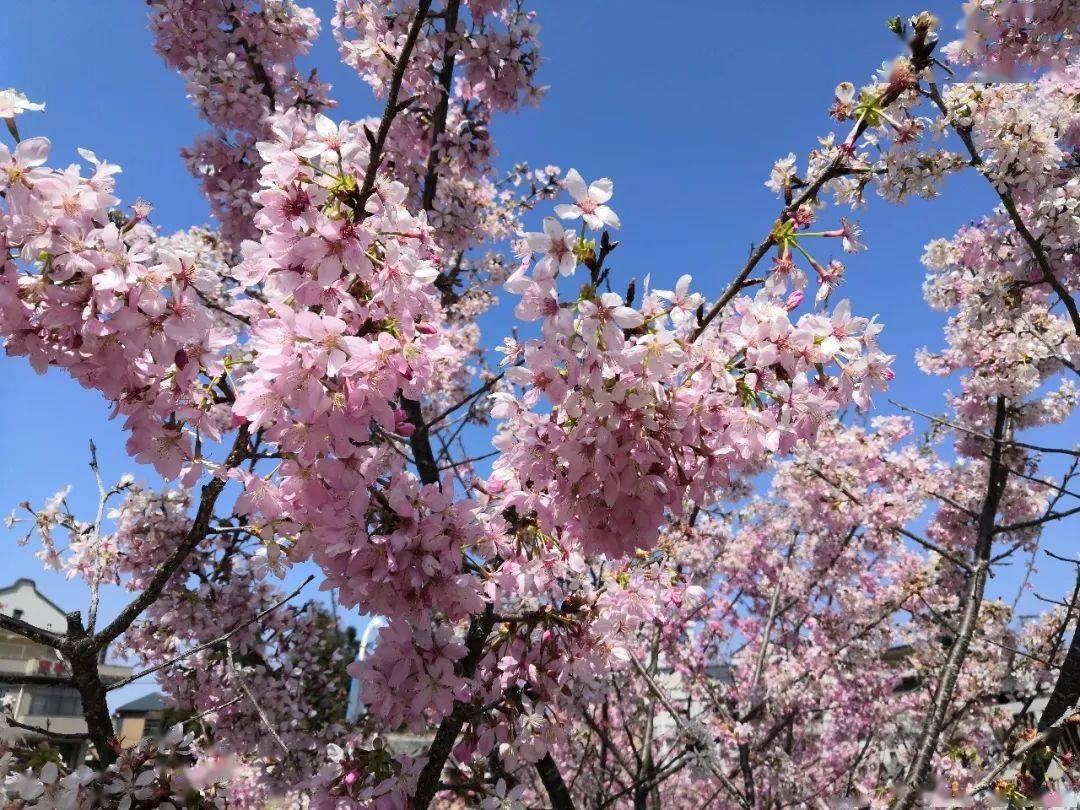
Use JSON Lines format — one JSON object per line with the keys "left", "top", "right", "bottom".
{"left": 890, "top": 400, "right": 1078, "bottom": 458}
{"left": 107, "top": 575, "right": 313, "bottom": 691}
{"left": 628, "top": 652, "right": 749, "bottom": 808}
{"left": 93, "top": 425, "right": 251, "bottom": 648}
{"left": 353, "top": 0, "right": 434, "bottom": 216}
{"left": 424, "top": 373, "right": 504, "bottom": 430}
{"left": 226, "top": 639, "right": 288, "bottom": 754}
{"left": 969, "top": 708, "right": 1080, "bottom": 795}
{"left": 86, "top": 440, "right": 106, "bottom": 634}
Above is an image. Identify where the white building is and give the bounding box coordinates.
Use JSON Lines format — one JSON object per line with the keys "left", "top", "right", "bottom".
{"left": 0, "top": 579, "right": 131, "bottom": 764}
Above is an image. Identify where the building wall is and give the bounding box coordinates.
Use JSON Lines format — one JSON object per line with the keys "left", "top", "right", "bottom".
{"left": 0, "top": 580, "right": 132, "bottom": 765}
{"left": 117, "top": 716, "right": 146, "bottom": 749}
{"left": 0, "top": 580, "right": 67, "bottom": 632}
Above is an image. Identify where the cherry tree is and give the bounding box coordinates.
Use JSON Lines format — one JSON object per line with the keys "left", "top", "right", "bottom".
{"left": 0, "top": 1, "right": 1077, "bottom": 808}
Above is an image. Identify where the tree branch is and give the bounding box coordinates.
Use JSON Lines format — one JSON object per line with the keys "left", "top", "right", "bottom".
{"left": 0, "top": 614, "right": 63, "bottom": 650}
{"left": 689, "top": 51, "right": 931, "bottom": 345}
{"left": 970, "top": 707, "right": 1080, "bottom": 796}
{"left": 106, "top": 575, "right": 313, "bottom": 692}
{"left": 0, "top": 672, "right": 74, "bottom": 687}
{"left": 890, "top": 400, "right": 1078, "bottom": 458}
{"left": 353, "top": 0, "right": 434, "bottom": 216}
{"left": 1023, "top": 568, "right": 1080, "bottom": 790}
{"left": 627, "top": 652, "right": 749, "bottom": 808}
{"left": 536, "top": 752, "right": 576, "bottom": 810}
{"left": 6, "top": 717, "right": 89, "bottom": 742}
{"left": 893, "top": 396, "right": 1010, "bottom": 809}
{"left": 420, "top": 0, "right": 461, "bottom": 214}
{"left": 93, "top": 424, "right": 251, "bottom": 649}
{"left": 924, "top": 80, "right": 1080, "bottom": 336}
{"left": 413, "top": 602, "right": 496, "bottom": 809}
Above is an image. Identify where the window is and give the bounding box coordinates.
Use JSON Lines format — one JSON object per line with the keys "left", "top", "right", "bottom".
{"left": 142, "top": 716, "right": 162, "bottom": 739}
{"left": 29, "top": 686, "right": 82, "bottom": 717}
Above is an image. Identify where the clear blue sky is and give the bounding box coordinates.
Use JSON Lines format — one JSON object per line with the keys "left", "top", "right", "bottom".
{"left": 1, "top": 1, "right": 1074, "bottom": 709}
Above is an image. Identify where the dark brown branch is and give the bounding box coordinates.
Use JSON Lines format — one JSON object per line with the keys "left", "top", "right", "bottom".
{"left": 402, "top": 397, "right": 441, "bottom": 486}
{"left": 94, "top": 424, "right": 251, "bottom": 649}
{"left": 993, "top": 503, "right": 1080, "bottom": 535}
{"left": 7, "top": 717, "right": 89, "bottom": 742}
{"left": 536, "top": 752, "right": 577, "bottom": 810}
{"left": 413, "top": 603, "right": 496, "bottom": 809}
{"left": 893, "top": 396, "right": 1010, "bottom": 809}
{"left": 65, "top": 612, "right": 119, "bottom": 767}
{"left": 50, "top": 427, "right": 252, "bottom": 768}
{"left": 890, "top": 400, "right": 1079, "bottom": 458}
{"left": 405, "top": 3, "right": 579, "bottom": 803}
{"left": 425, "top": 372, "right": 504, "bottom": 430}
{"left": 353, "top": 0, "right": 434, "bottom": 216}
{"left": 0, "top": 614, "right": 63, "bottom": 650}
{"left": 0, "top": 672, "right": 74, "bottom": 687}
{"left": 420, "top": 0, "right": 462, "bottom": 214}
{"left": 627, "top": 652, "right": 749, "bottom": 808}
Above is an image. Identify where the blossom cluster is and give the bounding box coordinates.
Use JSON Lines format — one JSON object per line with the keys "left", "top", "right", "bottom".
{"left": 149, "top": 0, "right": 328, "bottom": 243}
{"left": 489, "top": 171, "right": 894, "bottom": 557}
{"left": 1, "top": 720, "right": 233, "bottom": 808}
{"left": 0, "top": 136, "right": 239, "bottom": 483}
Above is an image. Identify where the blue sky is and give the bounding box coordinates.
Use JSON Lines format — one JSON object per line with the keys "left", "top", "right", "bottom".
{"left": 1, "top": 1, "right": 1075, "bottom": 708}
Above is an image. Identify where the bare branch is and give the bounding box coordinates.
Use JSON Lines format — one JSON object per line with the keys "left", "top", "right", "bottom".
{"left": 746, "top": 533, "right": 797, "bottom": 702}
{"left": 6, "top": 717, "right": 89, "bottom": 742}
{"left": 424, "top": 372, "right": 504, "bottom": 430}
{"left": 807, "top": 466, "right": 973, "bottom": 572}
{"left": 893, "top": 397, "right": 1010, "bottom": 809}
{"left": 86, "top": 439, "right": 107, "bottom": 634}
{"left": 628, "top": 652, "right": 749, "bottom": 808}
{"left": 93, "top": 425, "right": 251, "bottom": 649}
{"left": 890, "top": 400, "right": 1079, "bottom": 458}
{"left": 0, "top": 613, "right": 63, "bottom": 650}
{"left": 226, "top": 639, "right": 288, "bottom": 754}
{"left": 107, "top": 575, "right": 313, "bottom": 692}
{"left": 993, "top": 503, "right": 1080, "bottom": 535}
{"left": 0, "top": 672, "right": 74, "bottom": 687}
{"left": 535, "top": 752, "right": 576, "bottom": 810}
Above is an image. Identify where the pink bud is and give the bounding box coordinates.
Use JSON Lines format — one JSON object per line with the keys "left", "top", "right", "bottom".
{"left": 784, "top": 290, "right": 804, "bottom": 312}
{"left": 416, "top": 322, "right": 438, "bottom": 335}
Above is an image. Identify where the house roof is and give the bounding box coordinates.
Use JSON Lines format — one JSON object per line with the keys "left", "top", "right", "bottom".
{"left": 0, "top": 578, "right": 68, "bottom": 620}
{"left": 115, "top": 692, "right": 167, "bottom": 714}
